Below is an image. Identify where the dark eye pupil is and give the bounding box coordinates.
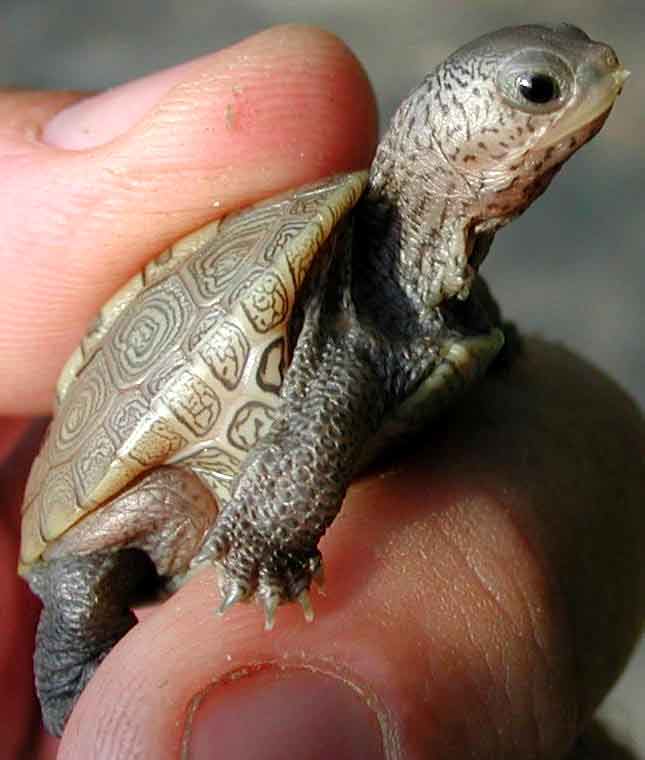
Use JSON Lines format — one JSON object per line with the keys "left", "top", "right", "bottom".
{"left": 518, "top": 73, "right": 558, "bottom": 104}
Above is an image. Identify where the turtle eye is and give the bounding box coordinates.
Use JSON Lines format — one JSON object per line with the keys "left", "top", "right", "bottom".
{"left": 517, "top": 73, "right": 559, "bottom": 104}
{"left": 497, "top": 50, "right": 572, "bottom": 114}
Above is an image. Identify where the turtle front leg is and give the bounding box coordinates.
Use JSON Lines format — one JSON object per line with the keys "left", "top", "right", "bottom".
{"left": 193, "top": 338, "right": 388, "bottom": 628}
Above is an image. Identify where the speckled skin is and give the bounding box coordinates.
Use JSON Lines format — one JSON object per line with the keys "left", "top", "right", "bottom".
{"left": 21, "top": 24, "right": 626, "bottom": 735}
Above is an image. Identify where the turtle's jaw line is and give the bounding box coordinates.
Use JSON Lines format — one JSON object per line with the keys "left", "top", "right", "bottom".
{"left": 534, "top": 65, "right": 629, "bottom": 151}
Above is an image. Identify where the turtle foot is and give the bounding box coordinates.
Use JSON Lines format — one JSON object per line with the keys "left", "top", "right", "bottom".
{"left": 209, "top": 539, "right": 324, "bottom": 630}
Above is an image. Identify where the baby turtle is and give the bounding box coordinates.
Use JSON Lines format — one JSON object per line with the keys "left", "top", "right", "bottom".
{"left": 19, "top": 23, "right": 627, "bottom": 735}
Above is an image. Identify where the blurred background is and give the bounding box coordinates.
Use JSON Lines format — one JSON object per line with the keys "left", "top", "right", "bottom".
{"left": 2, "top": 0, "right": 643, "bottom": 754}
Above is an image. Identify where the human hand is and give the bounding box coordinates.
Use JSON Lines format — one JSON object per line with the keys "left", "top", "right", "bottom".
{"left": 1, "top": 25, "right": 643, "bottom": 759}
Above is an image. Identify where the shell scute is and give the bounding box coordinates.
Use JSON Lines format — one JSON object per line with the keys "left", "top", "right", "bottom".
{"left": 48, "top": 352, "right": 112, "bottom": 468}
{"left": 240, "top": 271, "right": 290, "bottom": 334}
{"left": 160, "top": 369, "right": 222, "bottom": 437}
{"left": 38, "top": 470, "right": 80, "bottom": 543}
{"left": 182, "top": 236, "right": 249, "bottom": 305}
{"left": 196, "top": 319, "right": 250, "bottom": 391}
{"left": 105, "top": 275, "right": 196, "bottom": 389}
{"left": 227, "top": 401, "right": 278, "bottom": 453}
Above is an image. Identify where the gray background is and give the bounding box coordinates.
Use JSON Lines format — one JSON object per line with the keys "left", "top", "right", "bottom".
{"left": 2, "top": 0, "right": 643, "bottom": 754}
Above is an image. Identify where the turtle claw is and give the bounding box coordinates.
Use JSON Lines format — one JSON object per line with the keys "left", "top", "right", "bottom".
{"left": 217, "top": 579, "right": 247, "bottom": 615}
{"left": 297, "top": 589, "right": 315, "bottom": 623}
{"left": 262, "top": 592, "right": 280, "bottom": 631}
{"left": 208, "top": 533, "right": 324, "bottom": 626}
{"left": 311, "top": 559, "right": 325, "bottom": 589}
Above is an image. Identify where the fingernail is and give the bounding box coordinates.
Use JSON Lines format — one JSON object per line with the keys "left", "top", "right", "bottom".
{"left": 42, "top": 59, "right": 195, "bottom": 150}
{"left": 183, "top": 668, "right": 385, "bottom": 760}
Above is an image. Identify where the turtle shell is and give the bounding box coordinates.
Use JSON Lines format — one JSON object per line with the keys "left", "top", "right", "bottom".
{"left": 19, "top": 171, "right": 367, "bottom": 570}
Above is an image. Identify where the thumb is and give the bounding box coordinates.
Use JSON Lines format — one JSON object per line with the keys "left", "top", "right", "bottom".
{"left": 0, "top": 25, "right": 377, "bottom": 415}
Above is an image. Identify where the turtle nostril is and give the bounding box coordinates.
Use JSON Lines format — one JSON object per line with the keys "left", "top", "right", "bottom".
{"left": 603, "top": 48, "right": 620, "bottom": 70}
{"left": 591, "top": 44, "right": 621, "bottom": 74}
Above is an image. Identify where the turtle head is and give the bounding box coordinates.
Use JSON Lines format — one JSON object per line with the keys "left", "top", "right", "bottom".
{"left": 363, "top": 24, "right": 627, "bottom": 309}
{"left": 440, "top": 23, "right": 628, "bottom": 226}
{"left": 372, "top": 23, "right": 627, "bottom": 232}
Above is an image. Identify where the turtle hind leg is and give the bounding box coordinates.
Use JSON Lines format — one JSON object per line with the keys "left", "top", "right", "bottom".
{"left": 27, "top": 549, "right": 159, "bottom": 736}
{"left": 25, "top": 467, "right": 220, "bottom": 735}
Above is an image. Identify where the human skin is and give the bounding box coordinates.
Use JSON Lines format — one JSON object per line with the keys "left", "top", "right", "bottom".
{"left": 0, "top": 24, "right": 643, "bottom": 760}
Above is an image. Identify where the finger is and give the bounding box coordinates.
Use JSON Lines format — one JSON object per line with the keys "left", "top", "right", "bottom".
{"left": 0, "top": 25, "right": 377, "bottom": 414}
{"left": 57, "top": 341, "right": 645, "bottom": 759}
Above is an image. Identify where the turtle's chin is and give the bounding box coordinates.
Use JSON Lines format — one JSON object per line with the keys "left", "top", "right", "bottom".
{"left": 536, "top": 107, "right": 612, "bottom": 168}
{"left": 475, "top": 103, "right": 616, "bottom": 229}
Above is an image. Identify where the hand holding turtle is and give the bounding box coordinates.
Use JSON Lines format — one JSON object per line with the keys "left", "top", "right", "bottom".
{"left": 0, "top": 25, "right": 643, "bottom": 759}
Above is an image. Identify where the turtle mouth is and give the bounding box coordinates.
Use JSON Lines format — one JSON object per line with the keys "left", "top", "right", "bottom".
{"left": 534, "top": 65, "right": 629, "bottom": 150}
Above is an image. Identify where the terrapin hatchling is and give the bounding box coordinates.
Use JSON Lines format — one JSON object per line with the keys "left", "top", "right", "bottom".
{"left": 18, "top": 23, "right": 627, "bottom": 735}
